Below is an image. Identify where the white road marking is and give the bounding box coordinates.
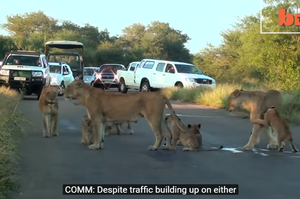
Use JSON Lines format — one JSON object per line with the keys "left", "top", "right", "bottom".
{"left": 59, "top": 120, "right": 77, "bottom": 130}
{"left": 166, "top": 113, "right": 226, "bottom": 118}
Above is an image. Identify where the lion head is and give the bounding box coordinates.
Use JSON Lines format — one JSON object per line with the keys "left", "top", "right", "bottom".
{"left": 226, "top": 89, "right": 244, "bottom": 112}
{"left": 64, "top": 80, "right": 90, "bottom": 105}
{"left": 43, "top": 86, "right": 59, "bottom": 105}
{"left": 187, "top": 124, "right": 201, "bottom": 135}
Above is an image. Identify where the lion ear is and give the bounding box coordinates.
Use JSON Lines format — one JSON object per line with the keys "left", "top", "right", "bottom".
{"left": 198, "top": 124, "right": 201, "bottom": 129}
{"left": 232, "top": 89, "right": 241, "bottom": 97}
{"left": 187, "top": 124, "right": 191, "bottom": 128}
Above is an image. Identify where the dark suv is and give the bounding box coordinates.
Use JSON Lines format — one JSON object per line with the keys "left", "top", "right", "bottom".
{"left": 93, "top": 64, "right": 126, "bottom": 90}
{"left": 0, "top": 50, "right": 51, "bottom": 100}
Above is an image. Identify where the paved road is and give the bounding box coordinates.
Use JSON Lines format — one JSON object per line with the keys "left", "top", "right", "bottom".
{"left": 13, "top": 89, "right": 300, "bottom": 199}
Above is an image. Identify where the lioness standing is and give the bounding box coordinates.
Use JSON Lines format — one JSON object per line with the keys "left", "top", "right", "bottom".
{"left": 64, "top": 80, "right": 185, "bottom": 150}
{"left": 252, "top": 106, "right": 299, "bottom": 153}
{"left": 226, "top": 89, "right": 282, "bottom": 150}
{"left": 38, "top": 86, "right": 59, "bottom": 138}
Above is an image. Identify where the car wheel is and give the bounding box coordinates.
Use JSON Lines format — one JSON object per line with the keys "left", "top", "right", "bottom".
{"left": 175, "top": 82, "right": 183, "bottom": 88}
{"left": 141, "top": 81, "right": 150, "bottom": 92}
{"left": 119, "top": 81, "right": 128, "bottom": 93}
{"left": 58, "top": 82, "right": 65, "bottom": 96}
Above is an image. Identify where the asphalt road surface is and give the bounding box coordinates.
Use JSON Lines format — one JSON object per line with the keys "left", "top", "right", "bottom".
{"left": 13, "top": 88, "right": 300, "bottom": 199}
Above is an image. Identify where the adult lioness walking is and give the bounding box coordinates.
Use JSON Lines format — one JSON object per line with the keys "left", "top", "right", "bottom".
{"left": 38, "top": 86, "right": 59, "bottom": 138}
{"left": 226, "top": 89, "right": 282, "bottom": 150}
{"left": 64, "top": 80, "right": 184, "bottom": 150}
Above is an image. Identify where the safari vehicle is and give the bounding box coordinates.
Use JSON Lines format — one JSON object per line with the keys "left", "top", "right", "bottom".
{"left": 83, "top": 66, "right": 99, "bottom": 85}
{"left": 117, "top": 61, "right": 140, "bottom": 93}
{"left": 93, "top": 64, "right": 126, "bottom": 90}
{"left": 45, "top": 40, "right": 84, "bottom": 80}
{"left": 48, "top": 62, "right": 75, "bottom": 96}
{"left": 0, "top": 50, "right": 51, "bottom": 99}
{"left": 118, "top": 59, "right": 216, "bottom": 92}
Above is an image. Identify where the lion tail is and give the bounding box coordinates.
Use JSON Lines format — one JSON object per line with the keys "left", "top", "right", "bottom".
{"left": 162, "top": 95, "right": 186, "bottom": 132}
{"left": 200, "top": 145, "right": 223, "bottom": 151}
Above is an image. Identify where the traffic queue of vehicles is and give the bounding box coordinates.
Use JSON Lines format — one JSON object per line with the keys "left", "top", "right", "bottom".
{"left": 83, "top": 59, "right": 216, "bottom": 93}
{"left": 0, "top": 43, "right": 216, "bottom": 100}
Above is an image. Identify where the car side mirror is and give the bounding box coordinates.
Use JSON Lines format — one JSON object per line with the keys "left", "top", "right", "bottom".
{"left": 63, "top": 71, "right": 69, "bottom": 75}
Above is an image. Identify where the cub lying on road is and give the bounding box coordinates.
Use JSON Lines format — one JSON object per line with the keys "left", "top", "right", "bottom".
{"left": 165, "top": 114, "right": 223, "bottom": 151}
{"left": 252, "top": 106, "right": 299, "bottom": 153}
{"left": 64, "top": 80, "right": 184, "bottom": 151}
{"left": 226, "top": 89, "right": 282, "bottom": 150}
{"left": 38, "top": 86, "right": 59, "bottom": 138}
{"left": 81, "top": 115, "right": 94, "bottom": 145}
{"left": 105, "top": 114, "right": 144, "bottom": 136}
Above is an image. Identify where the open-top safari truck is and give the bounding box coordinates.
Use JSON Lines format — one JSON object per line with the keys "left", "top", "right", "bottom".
{"left": 45, "top": 40, "right": 84, "bottom": 80}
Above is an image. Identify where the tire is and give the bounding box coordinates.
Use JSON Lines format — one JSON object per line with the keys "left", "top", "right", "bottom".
{"left": 58, "top": 82, "right": 65, "bottom": 96}
{"left": 141, "top": 81, "right": 150, "bottom": 92}
{"left": 175, "top": 82, "right": 183, "bottom": 88}
{"left": 119, "top": 80, "right": 128, "bottom": 93}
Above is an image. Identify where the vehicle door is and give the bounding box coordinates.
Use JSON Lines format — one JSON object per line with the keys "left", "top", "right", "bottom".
{"left": 134, "top": 60, "right": 146, "bottom": 84}
{"left": 62, "top": 65, "right": 71, "bottom": 86}
{"left": 126, "top": 63, "right": 137, "bottom": 85}
{"left": 41, "top": 56, "right": 51, "bottom": 85}
{"left": 66, "top": 65, "right": 75, "bottom": 83}
{"left": 152, "top": 62, "right": 166, "bottom": 88}
{"left": 163, "top": 63, "right": 176, "bottom": 87}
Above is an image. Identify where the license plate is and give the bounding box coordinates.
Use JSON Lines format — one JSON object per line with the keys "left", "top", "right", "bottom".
{"left": 14, "top": 77, "right": 26, "bottom": 81}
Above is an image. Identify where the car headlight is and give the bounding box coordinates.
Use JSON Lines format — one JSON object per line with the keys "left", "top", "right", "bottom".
{"left": 0, "top": 69, "right": 9, "bottom": 76}
{"left": 32, "top": 71, "right": 43, "bottom": 77}
{"left": 184, "top": 77, "right": 195, "bottom": 82}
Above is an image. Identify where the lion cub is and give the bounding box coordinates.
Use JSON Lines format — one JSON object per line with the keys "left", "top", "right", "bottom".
{"left": 252, "top": 106, "right": 299, "bottom": 153}
{"left": 165, "top": 115, "right": 223, "bottom": 151}
{"left": 105, "top": 114, "right": 144, "bottom": 136}
{"left": 81, "top": 115, "right": 94, "bottom": 145}
{"left": 38, "top": 86, "right": 59, "bottom": 138}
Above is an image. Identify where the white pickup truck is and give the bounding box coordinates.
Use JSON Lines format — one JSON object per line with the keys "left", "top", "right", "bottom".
{"left": 117, "top": 59, "right": 216, "bottom": 93}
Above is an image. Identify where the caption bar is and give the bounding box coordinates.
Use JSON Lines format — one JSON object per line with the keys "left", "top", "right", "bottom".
{"left": 63, "top": 184, "right": 239, "bottom": 195}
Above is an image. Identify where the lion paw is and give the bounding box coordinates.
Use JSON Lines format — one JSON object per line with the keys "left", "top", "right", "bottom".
{"left": 242, "top": 144, "right": 254, "bottom": 150}
{"left": 52, "top": 133, "right": 59, "bottom": 136}
{"left": 147, "top": 146, "right": 158, "bottom": 151}
{"left": 88, "top": 144, "right": 100, "bottom": 150}
{"left": 267, "top": 143, "right": 279, "bottom": 149}
{"left": 43, "top": 134, "right": 50, "bottom": 138}
{"left": 183, "top": 147, "right": 191, "bottom": 151}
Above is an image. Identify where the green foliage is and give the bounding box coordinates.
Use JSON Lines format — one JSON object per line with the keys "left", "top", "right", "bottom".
{"left": 0, "top": 11, "right": 191, "bottom": 66}
{"left": 0, "top": 87, "right": 32, "bottom": 199}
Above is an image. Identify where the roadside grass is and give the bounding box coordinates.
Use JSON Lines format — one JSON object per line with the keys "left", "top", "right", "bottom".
{"left": 0, "top": 87, "right": 30, "bottom": 199}
{"left": 162, "top": 83, "right": 300, "bottom": 124}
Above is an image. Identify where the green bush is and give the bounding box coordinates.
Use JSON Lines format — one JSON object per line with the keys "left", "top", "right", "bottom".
{"left": 0, "top": 87, "right": 29, "bottom": 199}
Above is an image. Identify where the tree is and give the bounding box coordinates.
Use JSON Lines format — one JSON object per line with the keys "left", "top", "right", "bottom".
{"left": 0, "top": 35, "right": 17, "bottom": 59}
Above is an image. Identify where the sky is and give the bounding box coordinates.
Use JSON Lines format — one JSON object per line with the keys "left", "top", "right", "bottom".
{"left": 0, "top": 0, "right": 262, "bottom": 54}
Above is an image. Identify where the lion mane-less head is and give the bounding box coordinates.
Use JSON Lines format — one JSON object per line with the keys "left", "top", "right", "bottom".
{"left": 64, "top": 80, "right": 90, "bottom": 101}
{"left": 187, "top": 124, "right": 201, "bottom": 135}
{"left": 226, "top": 89, "right": 244, "bottom": 112}
{"left": 42, "top": 86, "right": 59, "bottom": 105}
{"left": 82, "top": 115, "right": 92, "bottom": 127}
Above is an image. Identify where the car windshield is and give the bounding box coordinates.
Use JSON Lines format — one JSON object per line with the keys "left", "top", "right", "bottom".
{"left": 48, "top": 54, "right": 80, "bottom": 68}
{"left": 84, "top": 68, "right": 95, "bottom": 76}
{"left": 49, "top": 65, "right": 61, "bottom": 74}
{"left": 4, "top": 55, "right": 41, "bottom": 66}
{"left": 99, "top": 65, "right": 124, "bottom": 74}
{"left": 175, "top": 64, "right": 204, "bottom": 75}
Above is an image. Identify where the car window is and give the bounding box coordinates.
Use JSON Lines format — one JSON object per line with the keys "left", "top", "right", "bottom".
{"left": 165, "top": 64, "right": 175, "bottom": 74}
{"left": 156, "top": 63, "right": 166, "bottom": 72}
{"left": 143, "top": 61, "right": 155, "bottom": 69}
{"left": 130, "top": 63, "right": 137, "bottom": 71}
